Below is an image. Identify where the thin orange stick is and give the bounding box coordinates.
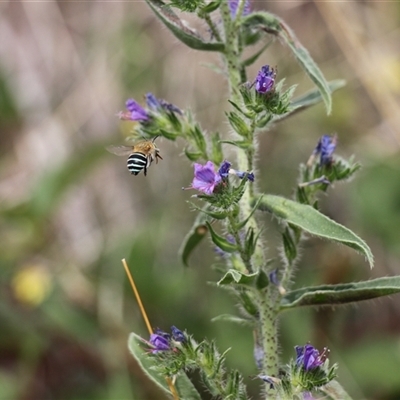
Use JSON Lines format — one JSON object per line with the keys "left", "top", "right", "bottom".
{"left": 122, "top": 258, "right": 153, "bottom": 335}
{"left": 122, "top": 258, "right": 179, "bottom": 400}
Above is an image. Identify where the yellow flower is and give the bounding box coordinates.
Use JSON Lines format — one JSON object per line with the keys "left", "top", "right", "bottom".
{"left": 12, "top": 265, "right": 52, "bottom": 306}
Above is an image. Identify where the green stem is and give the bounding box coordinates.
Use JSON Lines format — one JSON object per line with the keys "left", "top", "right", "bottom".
{"left": 280, "top": 230, "right": 302, "bottom": 290}
{"left": 221, "top": 2, "right": 279, "bottom": 392}
{"left": 201, "top": 12, "right": 222, "bottom": 42}
{"left": 256, "top": 289, "right": 279, "bottom": 397}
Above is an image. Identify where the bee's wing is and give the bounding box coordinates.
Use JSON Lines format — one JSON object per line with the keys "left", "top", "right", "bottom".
{"left": 106, "top": 145, "right": 133, "bottom": 156}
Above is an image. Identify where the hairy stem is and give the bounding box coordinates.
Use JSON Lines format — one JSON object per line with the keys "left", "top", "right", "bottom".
{"left": 221, "top": 2, "right": 279, "bottom": 391}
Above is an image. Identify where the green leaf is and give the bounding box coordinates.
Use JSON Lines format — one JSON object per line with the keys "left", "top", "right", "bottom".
{"left": 319, "top": 380, "right": 354, "bottom": 400}
{"left": 128, "top": 333, "right": 170, "bottom": 394}
{"left": 272, "top": 80, "right": 346, "bottom": 123}
{"left": 219, "top": 139, "right": 252, "bottom": 150}
{"left": 199, "top": 0, "right": 221, "bottom": 14}
{"left": 179, "top": 211, "right": 209, "bottom": 267}
{"left": 280, "top": 276, "right": 400, "bottom": 310}
{"left": 282, "top": 227, "right": 297, "bottom": 262}
{"left": 236, "top": 195, "right": 264, "bottom": 230}
{"left": 210, "top": 132, "right": 223, "bottom": 165}
{"left": 289, "top": 79, "right": 345, "bottom": 114}
{"left": 226, "top": 111, "right": 251, "bottom": 138}
{"left": 218, "top": 268, "right": 269, "bottom": 289}
{"left": 159, "top": 128, "right": 179, "bottom": 140}
{"left": 191, "top": 124, "right": 207, "bottom": 155}
{"left": 145, "top": 0, "right": 224, "bottom": 51}
{"left": 243, "top": 11, "right": 332, "bottom": 114}
{"left": 128, "top": 333, "right": 202, "bottom": 399}
{"left": 205, "top": 222, "right": 237, "bottom": 253}
{"left": 238, "top": 290, "right": 258, "bottom": 316}
{"left": 211, "top": 314, "right": 255, "bottom": 327}
{"left": 254, "top": 194, "right": 374, "bottom": 268}
{"left": 184, "top": 148, "right": 203, "bottom": 162}
{"left": 241, "top": 41, "right": 272, "bottom": 67}
{"left": 189, "top": 203, "right": 228, "bottom": 220}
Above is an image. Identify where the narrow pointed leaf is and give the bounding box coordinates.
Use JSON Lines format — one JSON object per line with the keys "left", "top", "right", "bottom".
{"left": 128, "top": 333, "right": 202, "bottom": 399}
{"left": 145, "top": 0, "right": 224, "bottom": 51}
{"left": 220, "top": 139, "right": 252, "bottom": 150}
{"left": 243, "top": 11, "right": 332, "bottom": 114}
{"left": 179, "top": 210, "right": 209, "bottom": 267}
{"left": 191, "top": 125, "right": 207, "bottom": 155}
{"left": 236, "top": 194, "right": 264, "bottom": 230}
{"left": 200, "top": 0, "right": 221, "bottom": 14}
{"left": 272, "top": 80, "right": 346, "bottom": 123}
{"left": 280, "top": 276, "right": 400, "bottom": 310}
{"left": 254, "top": 194, "right": 374, "bottom": 268}
{"left": 210, "top": 132, "right": 223, "bottom": 165}
{"left": 184, "top": 147, "right": 203, "bottom": 161}
{"left": 218, "top": 269, "right": 257, "bottom": 285}
{"left": 205, "top": 221, "right": 237, "bottom": 253}
{"left": 320, "top": 380, "right": 354, "bottom": 400}
{"left": 241, "top": 41, "right": 272, "bottom": 67}
{"left": 211, "top": 314, "right": 255, "bottom": 327}
{"left": 218, "top": 268, "right": 269, "bottom": 289}
{"left": 189, "top": 202, "right": 228, "bottom": 220}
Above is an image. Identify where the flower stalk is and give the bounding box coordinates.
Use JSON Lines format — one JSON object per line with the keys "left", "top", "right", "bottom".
{"left": 122, "top": 2, "right": 381, "bottom": 399}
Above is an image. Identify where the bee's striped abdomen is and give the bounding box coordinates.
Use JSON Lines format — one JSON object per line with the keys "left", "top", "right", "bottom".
{"left": 127, "top": 152, "right": 148, "bottom": 176}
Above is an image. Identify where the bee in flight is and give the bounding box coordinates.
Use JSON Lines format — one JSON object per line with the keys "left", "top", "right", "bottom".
{"left": 106, "top": 136, "right": 162, "bottom": 176}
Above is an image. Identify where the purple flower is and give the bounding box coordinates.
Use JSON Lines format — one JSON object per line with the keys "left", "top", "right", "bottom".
{"left": 257, "top": 375, "right": 279, "bottom": 390}
{"left": 118, "top": 98, "right": 150, "bottom": 121}
{"left": 145, "top": 93, "right": 161, "bottom": 110}
{"left": 303, "top": 392, "right": 315, "bottom": 400}
{"left": 159, "top": 99, "right": 182, "bottom": 115}
{"left": 149, "top": 333, "right": 170, "bottom": 353}
{"left": 146, "top": 93, "right": 182, "bottom": 115}
{"left": 254, "top": 65, "right": 276, "bottom": 94}
{"left": 269, "top": 269, "right": 286, "bottom": 295}
{"left": 295, "top": 344, "right": 328, "bottom": 371}
{"left": 218, "top": 160, "right": 232, "bottom": 178}
{"left": 229, "top": 0, "right": 251, "bottom": 18}
{"left": 233, "top": 170, "right": 255, "bottom": 182}
{"left": 154, "top": 328, "right": 171, "bottom": 340}
{"left": 171, "top": 326, "right": 186, "bottom": 342}
{"left": 314, "top": 135, "right": 337, "bottom": 166}
{"left": 218, "top": 160, "right": 254, "bottom": 182}
{"left": 191, "top": 161, "right": 222, "bottom": 195}
{"left": 269, "top": 270, "right": 280, "bottom": 286}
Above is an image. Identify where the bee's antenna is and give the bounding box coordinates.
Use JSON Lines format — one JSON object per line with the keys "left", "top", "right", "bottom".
{"left": 152, "top": 135, "right": 159, "bottom": 142}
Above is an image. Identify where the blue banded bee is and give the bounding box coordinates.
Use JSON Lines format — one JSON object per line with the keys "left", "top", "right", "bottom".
{"left": 106, "top": 137, "right": 162, "bottom": 176}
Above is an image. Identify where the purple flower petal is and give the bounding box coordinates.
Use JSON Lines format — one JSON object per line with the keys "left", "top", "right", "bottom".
{"left": 233, "top": 170, "right": 255, "bottom": 182}
{"left": 218, "top": 160, "right": 232, "bottom": 178}
{"left": 255, "top": 65, "right": 275, "bottom": 94}
{"left": 121, "top": 98, "right": 150, "bottom": 121}
{"left": 191, "top": 161, "right": 222, "bottom": 195}
{"left": 145, "top": 93, "right": 161, "bottom": 110}
{"left": 150, "top": 333, "right": 170, "bottom": 352}
{"left": 171, "top": 326, "right": 186, "bottom": 342}
{"left": 229, "top": 0, "right": 251, "bottom": 18}
{"left": 295, "top": 344, "right": 328, "bottom": 371}
{"left": 315, "top": 135, "right": 337, "bottom": 165}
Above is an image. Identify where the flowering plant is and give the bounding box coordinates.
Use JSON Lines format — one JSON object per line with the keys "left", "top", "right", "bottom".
{"left": 120, "top": 1, "right": 400, "bottom": 399}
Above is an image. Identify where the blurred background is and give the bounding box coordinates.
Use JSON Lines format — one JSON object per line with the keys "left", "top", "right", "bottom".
{"left": 1, "top": 1, "right": 400, "bottom": 399}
